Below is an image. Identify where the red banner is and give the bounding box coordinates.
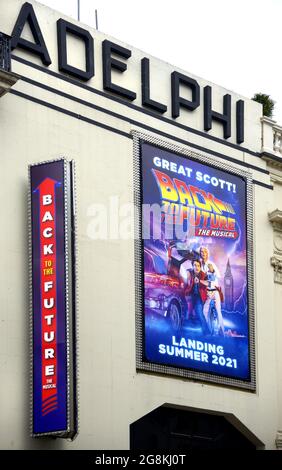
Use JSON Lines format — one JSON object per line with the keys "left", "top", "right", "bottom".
{"left": 38, "top": 178, "right": 58, "bottom": 415}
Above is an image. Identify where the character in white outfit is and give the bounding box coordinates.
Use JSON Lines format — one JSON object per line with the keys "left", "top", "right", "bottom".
{"left": 200, "top": 247, "right": 225, "bottom": 335}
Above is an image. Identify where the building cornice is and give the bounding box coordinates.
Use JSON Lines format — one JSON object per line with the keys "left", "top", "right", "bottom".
{"left": 269, "top": 210, "right": 282, "bottom": 284}
{"left": 268, "top": 209, "right": 282, "bottom": 228}
{"left": 0, "top": 69, "right": 19, "bottom": 98}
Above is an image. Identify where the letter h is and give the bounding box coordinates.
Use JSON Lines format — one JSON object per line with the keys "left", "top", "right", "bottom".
{"left": 204, "top": 85, "right": 231, "bottom": 139}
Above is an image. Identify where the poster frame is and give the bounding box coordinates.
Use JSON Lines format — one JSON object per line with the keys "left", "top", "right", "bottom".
{"left": 28, "top": 158, "right": 78, "bottom": 438}
{"left": 133, "top": 130, "right": 256, "bottom": 391}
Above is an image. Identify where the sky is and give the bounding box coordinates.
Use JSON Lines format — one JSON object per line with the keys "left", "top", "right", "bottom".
{"left": 39, "top": 0, "right": 282, "bottom": 124}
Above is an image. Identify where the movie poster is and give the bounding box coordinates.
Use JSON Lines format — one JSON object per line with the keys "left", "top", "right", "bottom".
{"left": 141, "top": 142, "right": 250, "bottom": 381}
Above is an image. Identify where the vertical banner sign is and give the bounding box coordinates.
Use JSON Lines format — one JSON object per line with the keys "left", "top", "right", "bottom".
{"left": 29, "top": 159, "right": 77, "bottom": 437}
{"left": 137, "top": 139, "right": 255, "bottom": 390}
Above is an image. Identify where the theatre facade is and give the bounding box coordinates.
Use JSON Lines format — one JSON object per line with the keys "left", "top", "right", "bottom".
{"left": 1, "top": 0, "right": 282, "bottom": 450}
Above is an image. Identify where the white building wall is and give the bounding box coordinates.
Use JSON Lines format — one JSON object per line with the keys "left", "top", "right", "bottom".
{"left": 0, "top": 0, "right": 280, "bottom": 450}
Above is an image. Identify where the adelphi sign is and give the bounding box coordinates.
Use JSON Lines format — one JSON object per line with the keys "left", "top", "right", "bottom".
{"left": 9, "top": 2, "right": 245, "bottom": 144}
